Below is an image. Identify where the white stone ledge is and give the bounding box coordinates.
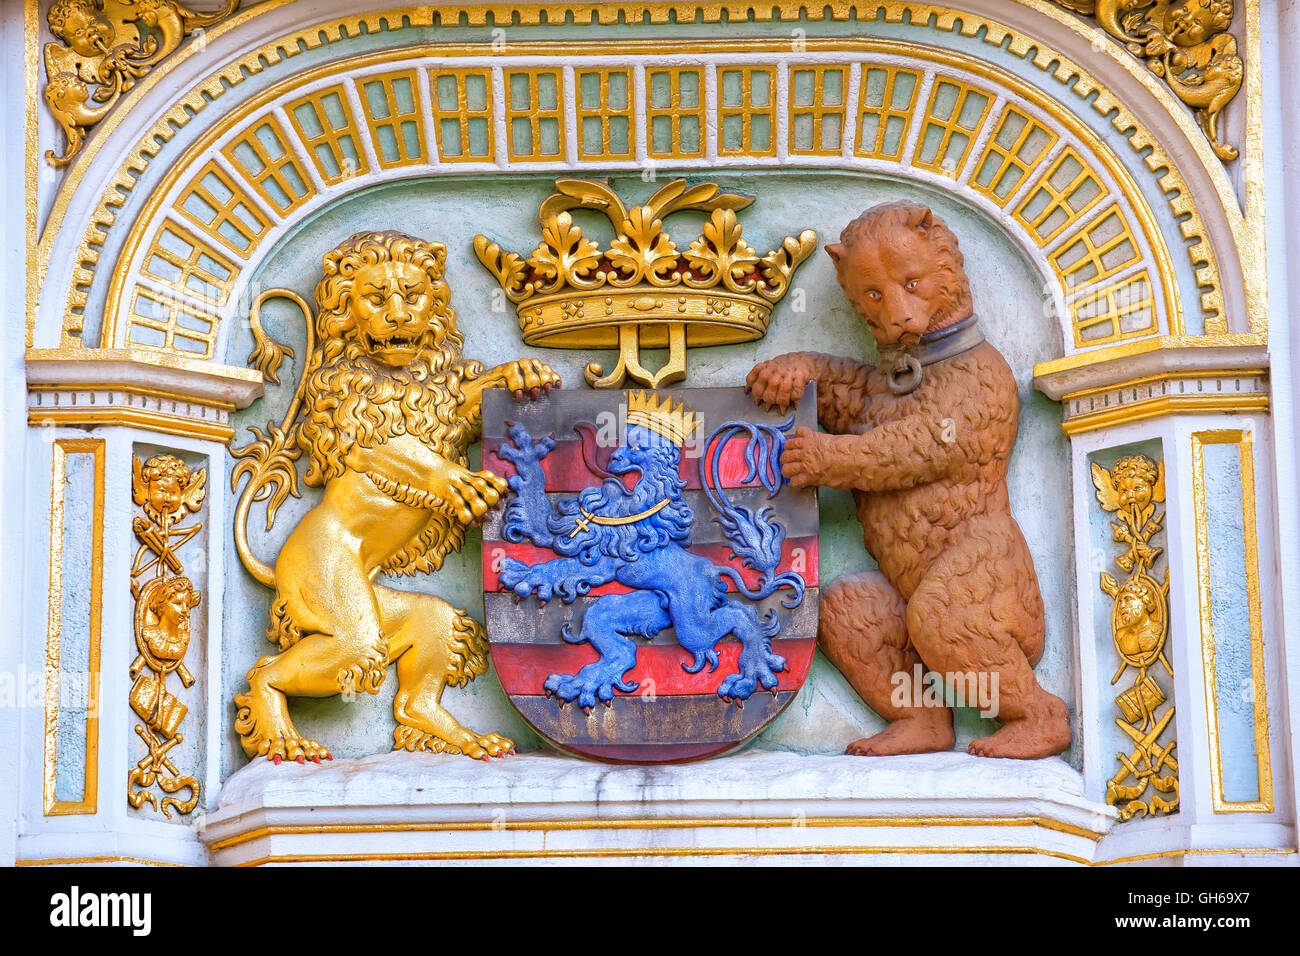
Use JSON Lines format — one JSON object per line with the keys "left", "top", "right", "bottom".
{"left": 1034, "top": 343, "right": 1271, "bottom": 401}
{"left": 201, "top": 749, "right": 1120, "bottom": 866}
{"left": 26, "top": 349, "right": 264, "bottom": 408}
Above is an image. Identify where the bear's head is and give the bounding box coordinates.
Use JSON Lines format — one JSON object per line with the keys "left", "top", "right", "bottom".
{"left": 826, "top": 201, "right": 973, "bottom": 348}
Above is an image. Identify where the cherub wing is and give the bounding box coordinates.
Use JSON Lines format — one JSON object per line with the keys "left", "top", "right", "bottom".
{"left": 131, "top": 455, "right": 147, "bottom": 507}
{"left": 1091, "top": 461, "right": 1121, "bottom": 512}
{"left": 1152, "top": 459, "right": 1166, "bottom": 505}
{"left": 182, "top": 467, "right": 208, "bottom": 513}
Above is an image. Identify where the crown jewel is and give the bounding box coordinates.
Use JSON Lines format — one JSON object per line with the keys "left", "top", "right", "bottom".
{"left": 625, "top": 391, "right": 699, "bottom": 447}
{"left": 474, "top": 179, "right": 817, "bottom": 389}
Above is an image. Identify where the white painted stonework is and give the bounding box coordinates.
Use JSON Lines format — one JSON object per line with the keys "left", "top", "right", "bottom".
{"left": 203, "top": 750, "right": 1113, "bottom": 866}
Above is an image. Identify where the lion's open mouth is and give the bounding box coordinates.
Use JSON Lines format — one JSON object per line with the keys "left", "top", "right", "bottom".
{"left": 365, "top": 333, "right": 420, "bottom": 354}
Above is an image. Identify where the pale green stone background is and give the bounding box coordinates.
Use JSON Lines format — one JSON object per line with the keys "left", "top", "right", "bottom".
{"left": 220, "top": 170, "right": 1078, "bottom": 776}
{"left": 54, "top": 451, "right": 94, "bottom": 804}
{"left": 1202, "top": 440, "right": 1262, "bottom": 803}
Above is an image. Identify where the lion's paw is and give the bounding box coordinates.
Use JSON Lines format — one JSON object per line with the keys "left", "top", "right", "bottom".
{"left": 393, "top": 724, "right": 461, "bottom": 755}
{"left": 459, "top": 732, "right": 515, "bottom": 760}
{"left": 394, "top": 724, "right": 515, "bottom": 760}
{"left": 499, "top": 557, "right": 554, "bottom": 600}
{"left": 258, "top": 734, "right": 332, "bottom": 765}
{"left": 717, "top": 647, "right": 786, "bottom": 703}
{"left": 745, "top": 359, "right": 809, "bottom": 412}
{"left": 544, "top": 662, "right": 637, "bottom": 712}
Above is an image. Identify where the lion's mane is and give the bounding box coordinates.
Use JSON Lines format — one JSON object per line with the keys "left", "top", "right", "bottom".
{"left": 839, "top": 200, "right": 973, "bottom": 332}
{"left": 292, "top": 231, "right": 481, "bottom": 576}
{"left": 297, "top": 231, "right": 475, "bottom": 487}
{"left": 549, "top": 441, "right": 693, "bottom": 568}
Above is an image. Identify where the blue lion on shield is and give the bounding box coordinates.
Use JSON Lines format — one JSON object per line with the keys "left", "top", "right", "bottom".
{"left": 497, "top": 391, "right": 805, "bottom": 711}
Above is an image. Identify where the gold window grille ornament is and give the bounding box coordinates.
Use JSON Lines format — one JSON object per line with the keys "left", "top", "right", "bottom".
{"left": 177, "top": 162, "right": 272, "bottom": 256}
{"left": 127, "top": 288, "right": 218, "bottom": 358}
{"left": 355, "top": 71, "right": 427, "bottom": 168}
{"left": 969, "top": 106, "right": 1059, "bottom": 205}
{"left": 787, "top": 65, "right": 846, "bottom": 156}
{"left": 1014, "top": 147, "right": 1106, "bottom": 246}
{"left": 855, "top": 66, "right": 920, "bottom": 161}
{"left": 717, "top": 67, "right": 777, "bottom": 157}
{"left": 646, "top": 67, "right": 706, "bottom": 159}
{"left": 913, "top": 76, "right": 992, "bottom": 176}
{"left": 1051, "top": 207, "right": 1154, "bottom": 345}
{"left": 429, "top": 68, "right": 496, "bottom": 162}
{"left": 141, "top": 221, "right": 237, "bottom": 308}
{"left": 575, "top": 68, "right": 636, "bottom": 162}
{"left": 285, "top": 86, "right": 370, "bottom": 184}
{"left": 1070, "top": 273, "right": 1156, "bottom": 345}
{"left": 505, "top": 69, "right": 565, "bottom": 160}
{"left": 222, "top": 117, "right": 315, "bottom": 216}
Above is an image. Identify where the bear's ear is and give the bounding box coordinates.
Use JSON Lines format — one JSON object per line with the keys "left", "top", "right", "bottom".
{"left": 825, "top": 242, "right": 845, "bottom": 266}
{"left": 909, "top": 206, "right": 934, "bottom": 231}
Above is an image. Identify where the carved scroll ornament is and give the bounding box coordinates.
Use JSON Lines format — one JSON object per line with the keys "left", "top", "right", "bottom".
{"left": 43, "top": 0, "right": 240, "bottom": 165}
{"left": 1055, "top": 0, "right": 1243, "bottom": 161}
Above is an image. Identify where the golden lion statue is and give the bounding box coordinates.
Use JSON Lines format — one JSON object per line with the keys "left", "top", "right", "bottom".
{"left": 231, "top": 231, "right": 560, "bottom": 763}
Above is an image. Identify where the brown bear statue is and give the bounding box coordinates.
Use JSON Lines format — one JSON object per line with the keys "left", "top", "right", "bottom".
{"left": 746, "top": 200, "right": 1070, "bottom": 759}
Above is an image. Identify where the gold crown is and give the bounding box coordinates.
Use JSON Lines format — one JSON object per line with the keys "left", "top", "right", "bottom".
{"left": 473, "top": 179, "right": 817, "bottom": 389}
{"left": 625, "top": 391, "right": 699, "bottom": 447}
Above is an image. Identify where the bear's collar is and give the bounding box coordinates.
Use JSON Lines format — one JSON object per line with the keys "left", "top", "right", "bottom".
{"left": 876, "top": 314, "right": 984, "bottom": 396}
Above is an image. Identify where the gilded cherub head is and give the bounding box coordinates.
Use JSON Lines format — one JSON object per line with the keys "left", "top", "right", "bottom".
{"left": 1114, "top": 577, "right": 1164, "bottom": 661}
{"left": 1164, "top": 0, "right": 1233, "bottom": 48}
{"left": 47, "top": 0, "right": 115, "bottom": 59}
{"left": 132, "top": 454, "right": 206, "bottom": 525}
{"left": 1109, "top": 455, "right": 1162, "bottom": 510}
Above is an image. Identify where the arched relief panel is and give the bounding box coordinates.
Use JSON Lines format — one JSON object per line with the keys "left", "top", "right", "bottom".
{"left": 28, "top": 1, "right": 1257, "bottom": 372}
{"left": 98, "top": 40, "right": 1187, "bottom": 367}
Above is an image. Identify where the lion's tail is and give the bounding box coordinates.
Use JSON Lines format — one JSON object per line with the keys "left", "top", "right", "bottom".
{"left": 233, "top": 483, "right": 276, "bottom": 588}
{"left": 229, "top": 288, "right": 318, "bottom": 591}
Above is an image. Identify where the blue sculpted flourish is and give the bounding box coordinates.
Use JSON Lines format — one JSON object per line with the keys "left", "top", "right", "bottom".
{"left": 497, "top": 394, "right": 806, "bottom": 710}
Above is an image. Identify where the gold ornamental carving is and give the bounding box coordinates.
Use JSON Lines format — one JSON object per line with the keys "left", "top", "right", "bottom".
{"left": 128, "top": 453, "right": 204, "bottom": 819}
{"left": 1055, "top": 0, "right": 1242, "bottom": 161}
{"left": 1092, "top": 454, "right": 1179, "bottom": 820}
{"left": 43, "top": 0, "right": 240, "bottom": 165}
{"left": 474, "top": 179, "right": 817, "bottom": 389}
{"left": 230, "top": 231, "right": 559, "bottom": 763}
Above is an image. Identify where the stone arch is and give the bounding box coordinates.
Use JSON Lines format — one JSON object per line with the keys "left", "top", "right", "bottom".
{"left": 29, "top": 1, "right": 1254, "bottom": 378}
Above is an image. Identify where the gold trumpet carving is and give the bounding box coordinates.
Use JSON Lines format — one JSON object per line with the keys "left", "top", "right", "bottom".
{"left": 43, "top": 0, "right": 240, "bottom": 165}
{"left": 230, "top": 231, "right": 560, "bottom": 763}
{"left": 128, "top": 453, "right": 205, "bottom": 819}
{"left": 1055, "top": 0, "right": 1242, "bottom": 161}
{"left": 474, "top": 178, "right": 817, "bottom": 389}
{"left": 1093, "top": 453, "right": 1179, "bottom": 820}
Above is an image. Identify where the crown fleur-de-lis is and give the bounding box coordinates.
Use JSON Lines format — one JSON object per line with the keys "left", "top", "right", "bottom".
{"left": 474, "top": 179, "right": 817, "bottom": 389}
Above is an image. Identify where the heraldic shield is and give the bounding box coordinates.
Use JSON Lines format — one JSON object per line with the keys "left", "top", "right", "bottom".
{"left": 482, "top": 385, "right": 819, "bottom": 763}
